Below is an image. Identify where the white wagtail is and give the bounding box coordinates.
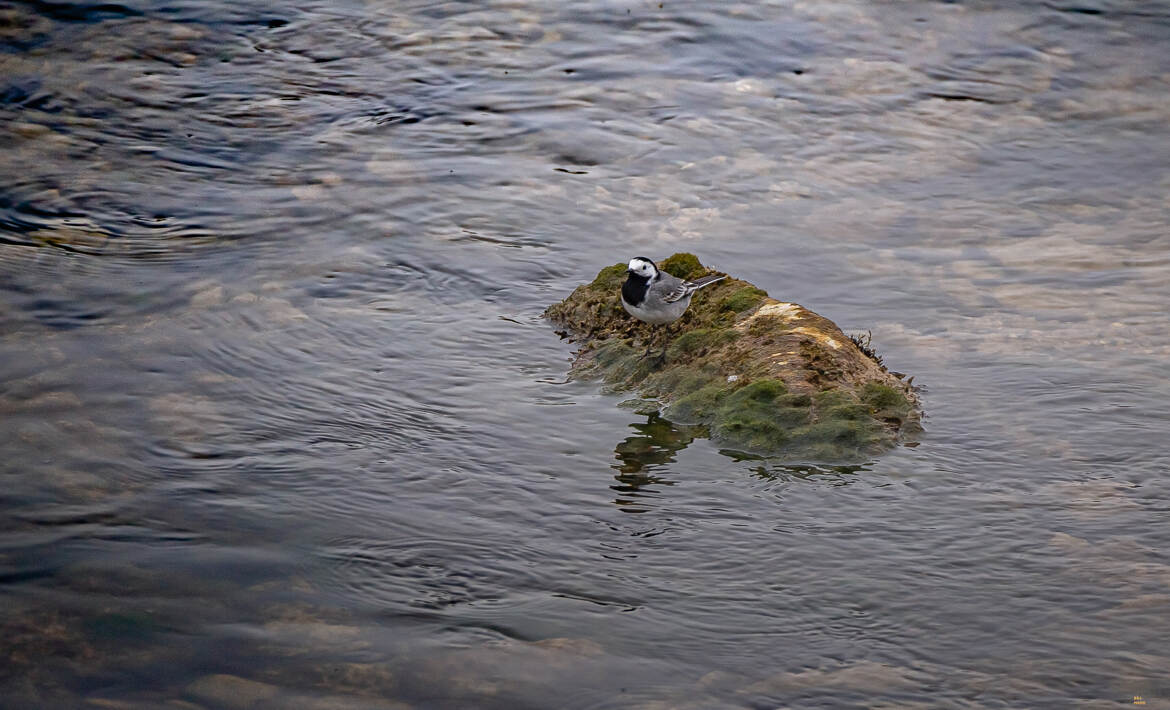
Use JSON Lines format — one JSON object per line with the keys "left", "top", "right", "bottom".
{"left": 620, "top": 256, "right": 728, "bottom": 326}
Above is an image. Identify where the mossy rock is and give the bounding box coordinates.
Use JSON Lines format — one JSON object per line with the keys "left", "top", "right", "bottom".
{"left": 544, "top": 253, "right": 922, "bottom": 461}
{"left": 659, "top": 253, "right": 706, "bottom": 280}
{"left": 668, "top": 382, "right": 730, "bottom": 422}
{"left": 718, "top": 286, "right": 769, "bottom": 314}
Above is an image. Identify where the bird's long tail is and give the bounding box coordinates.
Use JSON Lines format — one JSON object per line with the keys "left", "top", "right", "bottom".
{"left": 689, "top": 274, "right": 728, "bottom": 291}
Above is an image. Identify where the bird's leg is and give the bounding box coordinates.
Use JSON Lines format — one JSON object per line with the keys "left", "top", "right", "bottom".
{"left": 638, "top": 327, "right": 659, "bottom": 360}
{"left": 636, "top": 322, "right": 682, "bottom": 363}
{"left": 646, "top": 325, "right": 673, "bottom": 363}
{"left": 638, "top": 325, "right": 667, "bottom": 361}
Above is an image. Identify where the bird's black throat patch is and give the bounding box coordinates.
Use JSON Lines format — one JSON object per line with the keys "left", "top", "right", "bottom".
{"left": 621, "top": 272, "right": 651, "bottom": 307}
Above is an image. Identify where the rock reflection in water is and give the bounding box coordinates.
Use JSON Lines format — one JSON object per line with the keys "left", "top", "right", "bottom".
{"left": 610, "top": 412, "right": 704, "bottom": 512}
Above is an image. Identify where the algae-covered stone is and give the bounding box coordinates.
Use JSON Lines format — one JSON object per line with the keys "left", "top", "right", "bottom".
{"left": 618, "top": 398, "right": 662, "bottom": 416}
{"left": 544, "top": 254, "right": 921, "bottom": 460}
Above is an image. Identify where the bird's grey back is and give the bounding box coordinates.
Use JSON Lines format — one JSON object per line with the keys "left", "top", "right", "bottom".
{"left": 648, "top": 270, "right": 684, "bottom": 296}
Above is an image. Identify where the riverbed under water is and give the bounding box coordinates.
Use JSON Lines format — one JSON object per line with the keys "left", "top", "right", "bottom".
{"left": 2, "top": 0, "right": 1170, "bottom": 708}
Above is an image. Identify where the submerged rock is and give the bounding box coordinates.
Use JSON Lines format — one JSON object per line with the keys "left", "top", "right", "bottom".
{"left": 544, "top": 253, "right": 921, "bottom": 460}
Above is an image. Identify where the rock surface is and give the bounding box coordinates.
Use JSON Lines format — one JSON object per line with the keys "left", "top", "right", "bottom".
{"left": 545, "top": 253, "right": 921, "bottom": 460}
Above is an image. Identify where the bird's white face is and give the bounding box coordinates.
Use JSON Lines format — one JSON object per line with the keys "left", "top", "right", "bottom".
{"left": 627, "top": 257, "right": 657, "bottom": 279}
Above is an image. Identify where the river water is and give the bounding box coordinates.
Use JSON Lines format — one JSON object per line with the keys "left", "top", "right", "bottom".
{"left": 2, "top": 1, "right": 1169, "bottom": 708}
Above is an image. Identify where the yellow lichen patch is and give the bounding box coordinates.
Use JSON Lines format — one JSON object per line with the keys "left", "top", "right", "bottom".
{"left": 749, "top": 302, "right": 803, "bottom": 320}
{"left": 791, "top": 327, "right": 842, "bottom": 349}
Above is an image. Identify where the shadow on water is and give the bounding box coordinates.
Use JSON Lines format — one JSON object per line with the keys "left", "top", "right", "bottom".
{"left": 611, "top": 411, "right": 701, "bottom": 475}
{"left": 610, "top": 412, "right": 700, "bottom": 513}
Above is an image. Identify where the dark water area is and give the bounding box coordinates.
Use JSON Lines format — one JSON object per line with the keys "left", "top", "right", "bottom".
{"left": 3, "top": 0, "right": 1170, "bottom": 707}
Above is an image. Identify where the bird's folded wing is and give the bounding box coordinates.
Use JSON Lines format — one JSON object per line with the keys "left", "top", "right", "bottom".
{"left": 660, "top": 274, "right": 725, "bottom": 303}
{"left": 661, "top": 282, "right": 693, "bottom": 303}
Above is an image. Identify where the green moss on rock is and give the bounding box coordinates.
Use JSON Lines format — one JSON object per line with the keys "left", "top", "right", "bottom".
{"left": 798, "top": 417, "right": 883, "bottom": 449}
{"left": 719, "top": 286, "right": 768, "bottom": 313}
{"left": 825, "top": 403, "right": 870, "bottom": 421}
{"left": 666, "top": 328, "right": 716, "bottom": 360}
{"left": 861, "top": 382, "right": 914, "bottom": 424}
{"left": 659, "top": 252, "right": 706, "bottom": 280}
{"left": 665, "top": 327, "right": 738, "bottom": 362}
{"left": 814, "top": 389, "right": 855, "bottom": 408}
{"left": 668, "top": 382, "right": 733, "bottom": 422}
{"left": 713, "top": 412, "right": 790, "bottom": 452}
{"left": 779, "top": 393, "right": 813, "bottom": 408}
{"left": 712, "top": 382, "right": 791, "bottom": 449}
{"left": 723, "top": 378, "right": 786, "bottom": 403}
{"left": 589, "top": 263, "right": 628, "bottom": 291}
{"left": 643, "top": 367, "right": 721, "bottom": 400}
{"left": 700, "top": 379, "right": 812, "bottom": 452}
{"left": 590, "top": 340, "right": 656, "bottom": 387}
{"left": 619, "top": 399, "right": 662, "bottom": 416}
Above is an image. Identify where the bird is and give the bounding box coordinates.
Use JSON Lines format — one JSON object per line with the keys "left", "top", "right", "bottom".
{"left": 620, "top": 256, "right": 727, "bottom": 326}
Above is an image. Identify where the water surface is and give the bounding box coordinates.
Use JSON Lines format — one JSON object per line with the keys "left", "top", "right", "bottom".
{"left": 3, "top": 0, "right": 1170, "bottom": 708}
